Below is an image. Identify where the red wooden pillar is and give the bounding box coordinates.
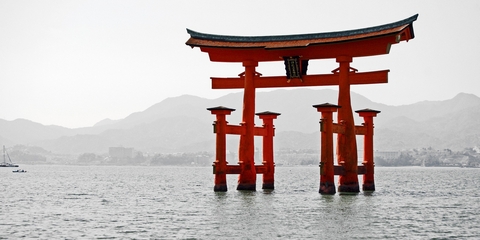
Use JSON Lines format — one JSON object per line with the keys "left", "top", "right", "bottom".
{"left": 256, "top": 111, "right": 281, "bottom": 190}
{"left": 355, "top": 109, "right": 380, "bottom": 192}
{"left": 336, "top": 56, "right": 360, "bottom": 193}
{"left": 313, "top": 103, "right": 340, "bottom": 194}
{"left": 237, "top": 61, "right": 258, "bottom": 190}
{"left": 207, "top": 106, "right": 235, "bottom": 192}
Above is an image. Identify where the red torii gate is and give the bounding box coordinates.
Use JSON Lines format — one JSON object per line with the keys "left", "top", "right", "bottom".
{"left": 186, "top": 14, "right": 418, "bottom": 193}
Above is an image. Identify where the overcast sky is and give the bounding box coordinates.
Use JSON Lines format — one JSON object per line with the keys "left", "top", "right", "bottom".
{"left": 1, "top": 0, "right": 479, "bottom": 128}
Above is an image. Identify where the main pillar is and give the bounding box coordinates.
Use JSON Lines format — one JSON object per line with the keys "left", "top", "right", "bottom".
{"left": 336, "top": 56, "right": 360, "bottom": 193}
{"left": 237, "top": 61, "right": 258, "bottom": 190}
{"left": 356, "top": 109, "right": 380, "bottom": 192}
{"left": 313, "top": 103, "right": 340, "bottom": 194}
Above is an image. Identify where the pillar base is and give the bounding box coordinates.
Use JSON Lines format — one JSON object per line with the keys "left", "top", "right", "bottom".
{"left": 362, "top": 183, "right": 375, "bottom": 192}
{"left": 319, "top": 182, "right": 336, "bottom": 195}
{"left": 338, "top": 183, "right": 360, "bottom": 194}
{"left": 214, "top": 184, "right": 227, "bottom": 192}
{"left": 262, "top": 183, "right": 274, "bottom": 190}
{"left": 237, "top": 183, "right": 256, "bottom": 191}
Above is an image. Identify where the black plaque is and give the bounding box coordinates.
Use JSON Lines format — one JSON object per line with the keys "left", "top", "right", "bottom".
{"left": 284, "top": 56, "right": 308, "bottom": 81}
{"left": 284, "top": 56, "right": 301, "bottom": 79}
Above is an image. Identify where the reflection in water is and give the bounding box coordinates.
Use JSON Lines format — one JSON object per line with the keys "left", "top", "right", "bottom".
{"left": 214, "top": 191, "right": 228, "bottom": 204}
{"left": 1, "top": 166, "right": 479, "bottom": 239}
{"left": 320, "top": 194, "right": 335, "bottom": 203}
{"left": 262, "top": 189, "right": 275, "bottom": 195}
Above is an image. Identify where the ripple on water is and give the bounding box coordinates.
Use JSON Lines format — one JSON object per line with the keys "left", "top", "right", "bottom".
{"left": 1, "top": 166, "right": 479, "bottom": 239}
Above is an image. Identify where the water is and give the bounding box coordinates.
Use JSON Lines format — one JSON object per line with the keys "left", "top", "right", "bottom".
{"left": 1, "top": 165, "right": 479, "bottom": 239}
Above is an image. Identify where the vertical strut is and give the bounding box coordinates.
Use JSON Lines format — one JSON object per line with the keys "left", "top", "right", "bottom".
{"left": 314, "top": 103, "right": 339, "bottom": 194}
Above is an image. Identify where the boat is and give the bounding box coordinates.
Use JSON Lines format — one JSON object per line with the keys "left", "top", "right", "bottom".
{"left": 12, "top": 169, "right": 26, "bottom": 173}
{"left": 0, "top": 145, "right": 19, "bottom": 167}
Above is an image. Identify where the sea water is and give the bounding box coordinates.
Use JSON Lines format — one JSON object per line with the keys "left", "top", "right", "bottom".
{"left": 1, "top": 165, "right": 479, "bottom": 239}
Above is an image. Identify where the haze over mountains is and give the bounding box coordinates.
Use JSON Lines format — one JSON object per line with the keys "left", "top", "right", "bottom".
{"left": 1, "top": 89, "right": 479, "bottom": 155}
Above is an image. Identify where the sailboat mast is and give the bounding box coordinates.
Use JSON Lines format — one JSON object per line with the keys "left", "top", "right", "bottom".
{"left": 6, "top": 151, "right": 13, "bottom": 163}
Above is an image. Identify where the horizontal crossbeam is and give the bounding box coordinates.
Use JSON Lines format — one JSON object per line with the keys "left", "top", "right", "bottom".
{"left": 220, "top": 165, "right": 267, "bottom": 174}
{"left": 218, "top": 165, "right": 366, "bottom": 175}
{"left": 212, "top": 70, "right": 389, "bottom": 89}
{"left": 334, "top": 165, "right": 366, "bottom": 175}
{"left": 215, "top": 124, "right": 270, "bottom": 136}
{"left": 323, "top": 123, "right": 366, "bottom": 135}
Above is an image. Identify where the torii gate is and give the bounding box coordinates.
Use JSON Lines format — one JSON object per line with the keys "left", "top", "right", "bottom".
{"left": 186, "top": 14, "right": 418, "bottom": 193}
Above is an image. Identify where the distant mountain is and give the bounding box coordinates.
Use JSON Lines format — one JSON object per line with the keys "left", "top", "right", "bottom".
{"left": 375, "top": 94, "right": 480, "bottom": 150}
{"left": 99, "top": 95, "right": 211, "bottom": 130}
{"left": 0, "top": 118, "right": 76, "bottom": 143}
{"left": 93, "top": 118, "right": 120, "bottom": 127}
{"left": 375, "top": 92, "right": 480, "bottom": 124}
{"left": 0, "top": 90, "right": 479, "bottom": 154}
{"left": 40, "top": 116, "right": 212, "bottom": 154}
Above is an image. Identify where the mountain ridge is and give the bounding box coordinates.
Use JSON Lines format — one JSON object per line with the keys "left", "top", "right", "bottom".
{"left": 1, "top": 89, "right": 479, "bottom": 154}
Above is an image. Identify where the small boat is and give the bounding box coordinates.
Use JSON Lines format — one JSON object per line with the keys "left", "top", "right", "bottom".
{"left": 0, "top": 146, "right": 18, "bottom": 167}
{"left": 12, "top": 169, "right": 27, "bottom": 173}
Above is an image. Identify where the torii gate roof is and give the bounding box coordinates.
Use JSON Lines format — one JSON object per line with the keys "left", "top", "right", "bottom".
{"left": 186, "top": 14, "right": 418, "bottom": 62}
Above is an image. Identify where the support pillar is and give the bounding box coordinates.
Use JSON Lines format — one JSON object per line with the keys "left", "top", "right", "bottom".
{"left": 336, "top": 56, "right": 359, "bottom": 193}
{"left": 356, "top": 109, "right": 380, "bottom": 192}
{"left": 256, "top": 111, "right": 281, "bottom": 190}
{"left": 207, "top": 106, "right": 235, "bottom": 192}
{"left": 313, "top": 103, "right": 340, "bottom": 194}
{"left": 237, "top": 61, "right": 258, "bottom": 190}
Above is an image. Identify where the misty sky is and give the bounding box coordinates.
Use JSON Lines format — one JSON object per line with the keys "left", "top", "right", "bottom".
{"left": 1, "top": 0, "right": 479, "bottom": 128}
